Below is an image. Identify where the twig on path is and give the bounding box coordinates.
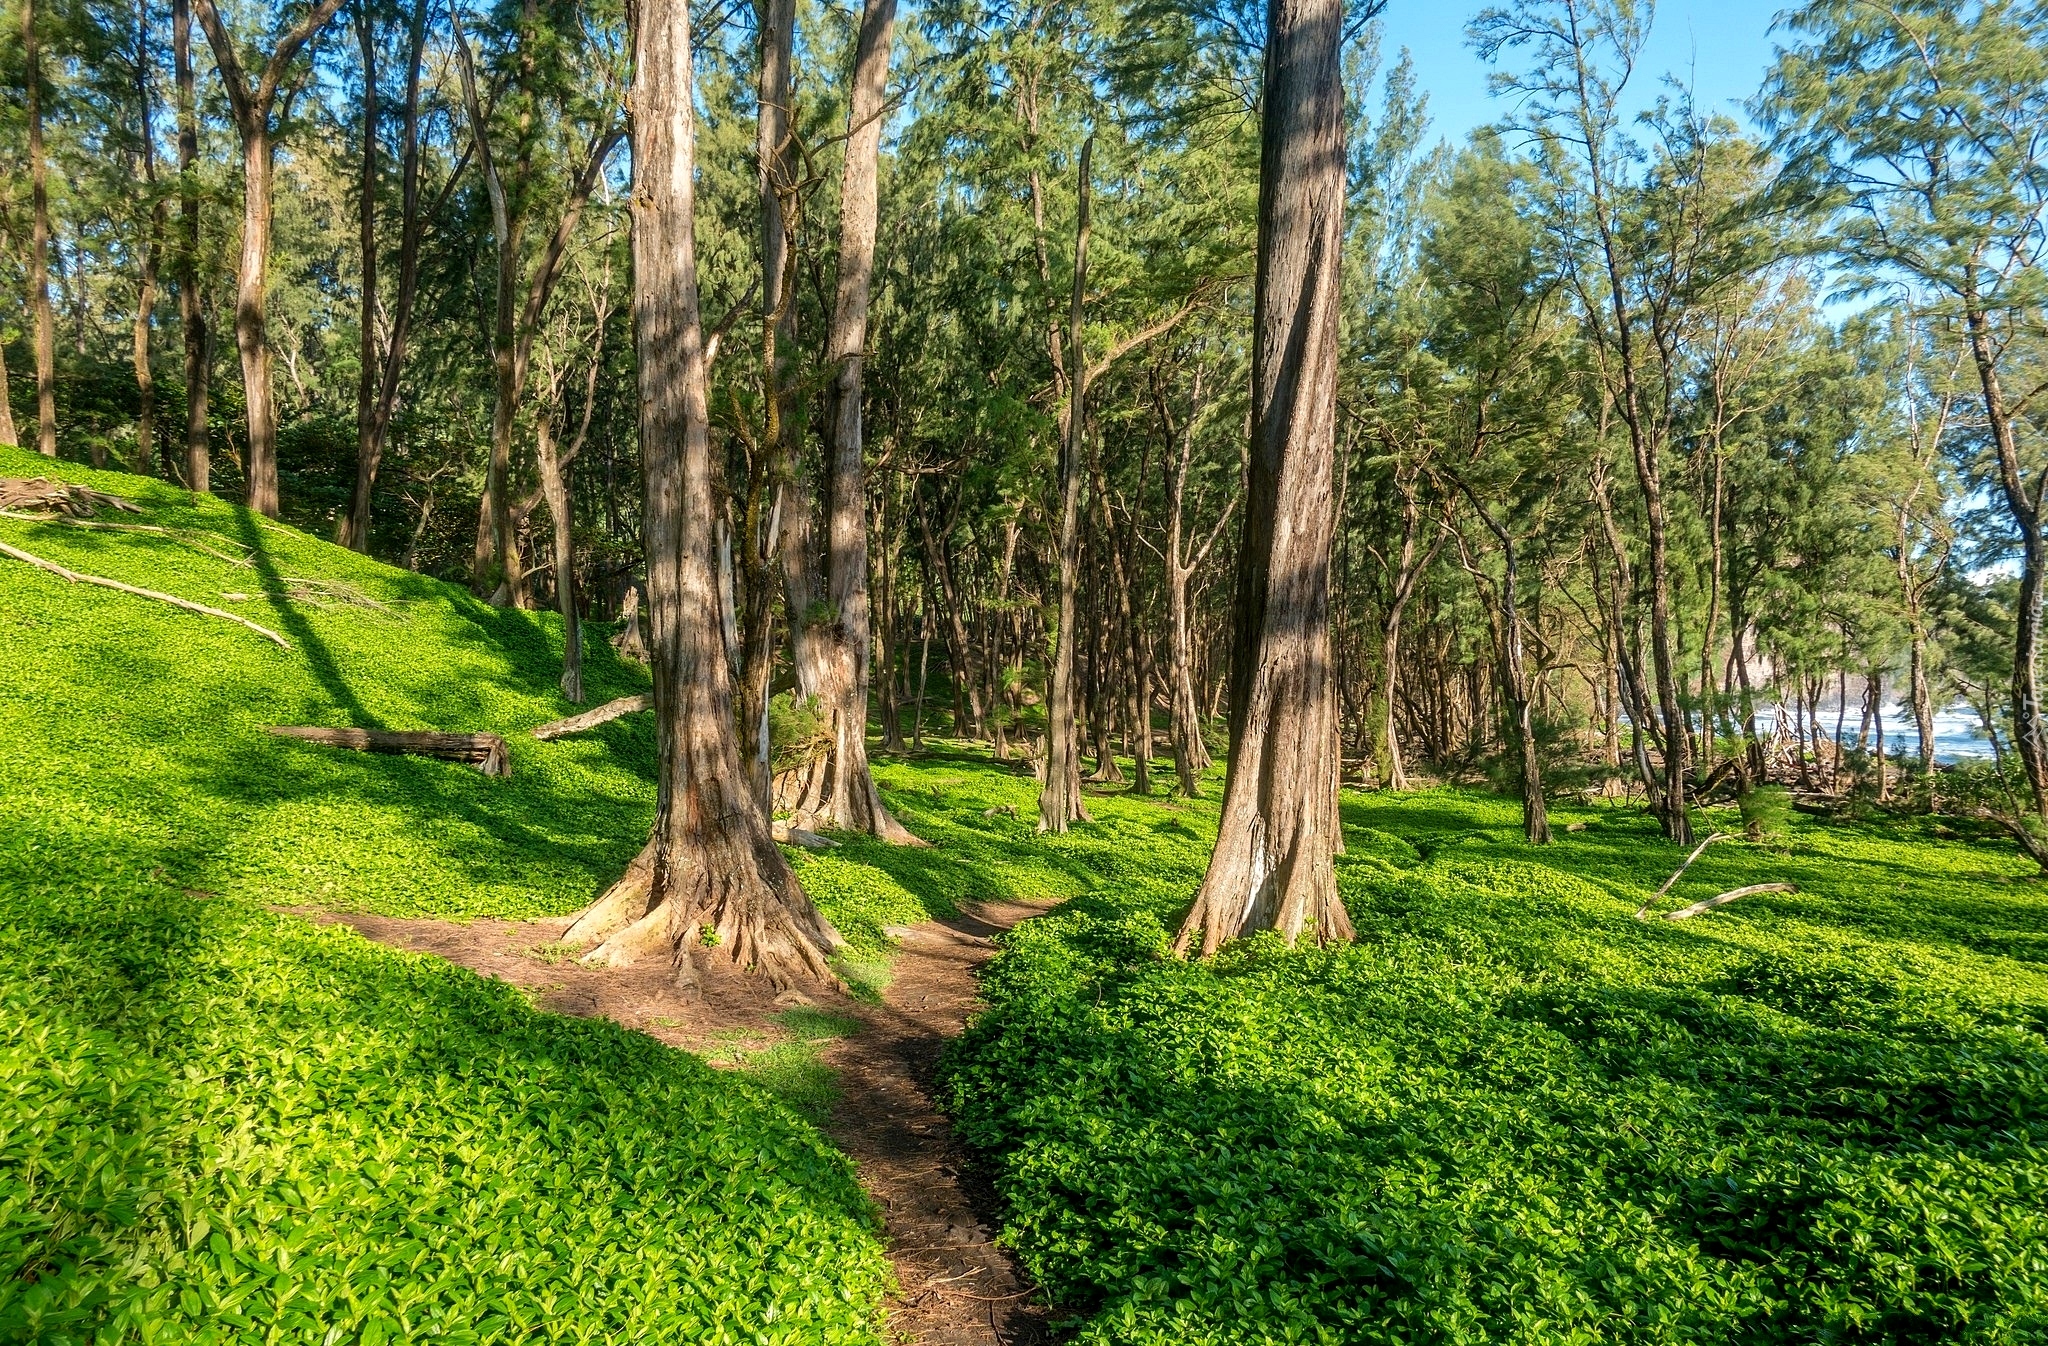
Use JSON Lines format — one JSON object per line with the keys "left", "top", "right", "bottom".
{"left": 1663, "top": 882, "right": 1796, "bottom": 921}
{"left": 0, "top": 539, "right": 291, "bottom": 648}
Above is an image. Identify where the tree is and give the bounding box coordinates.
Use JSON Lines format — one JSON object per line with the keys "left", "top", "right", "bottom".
{"left": 800, "top": 0, "right": 920, "bottom": 841}
{"left": 23, "top": 0, "right": 57, "bottom": 456}
{"left": 561, "top": 0, "right": 841, "bottom": 990}
{"left": 338, "top": 0, "right": 432, "bottom": 553}
{"left": 1765, "top": 0, "right": 2048, "bottom": 815}
{"left": 190, "top": 0, "right": 349, "bottom": 517}
{"left": 1040, "top": 133, "right": 1094, "bottom": 834}
{"left": 1475, "top": 0, "right": 1721, "bottom": 844}
{"left": 449, "top": 0, "right": 624, "bottom": 604}
{"left": 1175, "top": 0, "right": 1357, "bottom": 956}
{"left": 171, "top": 0, "right": 209, "bottom": 491}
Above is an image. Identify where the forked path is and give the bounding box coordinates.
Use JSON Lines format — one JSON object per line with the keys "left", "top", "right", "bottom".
{"left": 309, "top": 897, "right": 1051, "bottom": 1345}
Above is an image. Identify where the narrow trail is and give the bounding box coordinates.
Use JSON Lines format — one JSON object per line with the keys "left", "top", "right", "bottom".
{"left": 308, "top": 897, "right": 1051, "bottom": 1345}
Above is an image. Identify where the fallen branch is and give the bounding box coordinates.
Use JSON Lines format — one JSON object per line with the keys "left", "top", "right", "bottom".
{"left": 1634, "top": 832, "right": 1733, "bottom": 919}
{"left": 531, "top": 693, "right": 652, "bottom": 740}
{"left": 268, "top": 726, "right": 511, "bottom": 777}
{"left": 0, "top": 539, "right": 290, "bottom": 649}
{"left": 0, "top": 512, "right": 255, "bottom": 568}
{"left": 1662, "top": 882, "right": 1796, "bottom": 921}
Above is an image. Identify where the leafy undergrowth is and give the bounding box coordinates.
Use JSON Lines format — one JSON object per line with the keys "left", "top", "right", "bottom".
{"left": 0, "top": 448, "right": 888, "bottom": 1343}
{"left": 940, "top": 787, "right": 2048, "bottom": 1344}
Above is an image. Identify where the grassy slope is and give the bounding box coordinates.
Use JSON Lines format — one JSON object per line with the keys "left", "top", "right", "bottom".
{"left": 0, "top": 447, "right": 891, "bottom": 1344}
{"left": 939, "top": 784, "right": 2048, "bottom": 1344}
{"left": 11, "top": 447, "right": 2048, "bottom": 1345}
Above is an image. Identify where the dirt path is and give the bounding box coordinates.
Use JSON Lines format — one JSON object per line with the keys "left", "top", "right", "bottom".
{"left": 307, "top": 900, "right": 1050, "bottom": 1345}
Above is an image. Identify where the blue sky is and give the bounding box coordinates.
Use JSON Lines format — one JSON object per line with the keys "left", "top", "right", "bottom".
{"left": 1377, "top": 0, "right": 1795, "bottom": 147}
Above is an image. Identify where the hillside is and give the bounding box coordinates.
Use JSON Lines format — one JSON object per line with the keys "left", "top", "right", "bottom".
{"left": 9, "top": 446, "right": 2048, "bottom": 1345}
{"left": 0, "top": 447, "right": 891, "bottom": 1344}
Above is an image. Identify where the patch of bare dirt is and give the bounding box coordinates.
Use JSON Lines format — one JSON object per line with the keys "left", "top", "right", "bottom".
{"left": 304, "top": 899, "right": 1053, "bottom": 1345}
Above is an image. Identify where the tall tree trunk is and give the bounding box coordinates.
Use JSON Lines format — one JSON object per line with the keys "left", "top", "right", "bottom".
{"left": 233, "top": 125, "right": 282, "bottom": 512}
{"left": 173, "top": 0, "right": 210, "bottom": 491}
{"left": 1460, "top": 487, "right": 1548, "bottom": 844}
{"left": 536, "top": 413, "right": 582, "bottom": 702}
{"left": 1039, "top": 135, "right": 1092, "bottom": 835}
{"left": 1965, "top": 299, "right": 2048, "bottom": 818}
{"left": 25, "top": 0, "right": 58, "bottom": 458}
{"left": 132, "top": 0, "right": 166, "bottom": 475}
{"left": 450, "top": 5, "right": 523, "bottom": 600}
{"left": 191, "top": 0, "right": 349, "bottom": 517}
{"left": 740, "top": 0, "right": 799, "bottom": 805}
{"left": 349, "top": 0, "right": 379, "bottom": 532}
{"left": 564, "top": 0, "right": 840, "bottom": 990}
{"left": 807, "top": 0, "right": 916, "bottom": 842}
{"left": 917, "top": 488, "right": 981, "bottom": 736}
{"left": 340, "top": 0, "right": 427, "bottom": 551}
{"left": 1176, "top": 0, "right": 1352, "bottom": 955}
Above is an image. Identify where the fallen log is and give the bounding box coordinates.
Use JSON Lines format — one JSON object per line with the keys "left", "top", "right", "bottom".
{"left": 1663, "top": 882, "right": 1796, "bottom": 921}
{"left": 268, "top": 726, "right": 511, "bottom": 777}
{"left": 530, "top": 693, "right": 652, "bottom": 740}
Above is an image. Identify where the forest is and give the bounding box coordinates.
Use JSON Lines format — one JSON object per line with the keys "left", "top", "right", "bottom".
{"left": 2, "top": 0, "right": 2047, "bottom": 1340}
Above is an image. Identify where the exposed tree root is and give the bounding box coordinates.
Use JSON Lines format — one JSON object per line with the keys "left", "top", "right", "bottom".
{"left": 564, "top": 832, "right": 844, "bottom": 994}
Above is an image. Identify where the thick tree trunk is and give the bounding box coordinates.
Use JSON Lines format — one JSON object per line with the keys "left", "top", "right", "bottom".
{"left": 1039, "top": 135, "right": 1093, "bottom": 835}
{"left": 25, "top": 0, "right": 58, "bottom": 458}
{"left": 568, "top": 0, "right": 841, "bottom": 991}
{"left": 173, "top": 0, "right": 210, "bottom": 492}
{"left": 1176, "top": 0, "right": 1352, "bottom": 955}
{"left": 802, "top": 0, "right": 916, "bottom": 841}
{"left": 191, "top": 0, "right": 349, "bottom": 516}
{"left": 234, "top": 127, "right": 282, "bottom": 514}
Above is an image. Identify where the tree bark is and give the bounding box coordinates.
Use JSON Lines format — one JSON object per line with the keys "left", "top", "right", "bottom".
{"left": 25, "top": 0, "right": 58, "bottom": 458}
{"left": 1039, "top": 134, "right": 1093, "bottom": 834}
{"left": 566, "top": 0, "right": 841, "bottom": 991}
{"left": 1176, "top": 0, "right": 1352, "bottom": 955}
{"left": 173, "top": 0, "right": 210, "bottom": 491}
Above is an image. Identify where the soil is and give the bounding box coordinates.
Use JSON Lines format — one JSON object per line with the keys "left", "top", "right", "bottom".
{"left": 307, "top": 898, "right": 1054, "bottom": 1345}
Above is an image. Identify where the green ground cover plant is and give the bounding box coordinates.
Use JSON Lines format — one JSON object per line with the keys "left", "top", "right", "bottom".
{"left": 0, "top": 448, "right": 891, "bottom": 1344}
{"left": 939, "top": 791, "right": 2048, "bottom": 1344}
